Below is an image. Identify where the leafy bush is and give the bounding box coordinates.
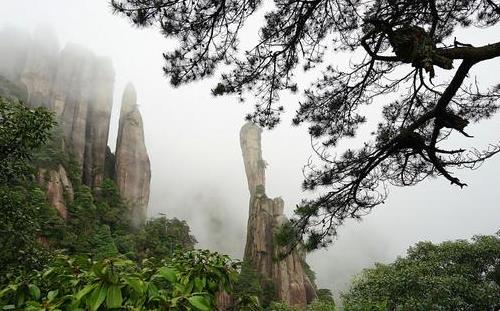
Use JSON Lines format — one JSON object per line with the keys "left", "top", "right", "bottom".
{"left": 132, "top": 217, "right": 197, "bottom": 261}
{"left": 267, "top": 302, "right": 300, "bottom": 311}
{"left": 0, "top": 96, "right": 54, "bottom": 183}
{"left": 0, "top": 185, "right": 53, "bottom": 282}
{"left": 0, "top": 250, "right": 240, "bottom": 310}
{"left": 342, "top": 233, "right": 500, "bottom": 310}
{"left": 233, "top": 262, "right": 277, "bottom": 309}
{"left": 306, "top": 300, "right": 337, "bottom": 311}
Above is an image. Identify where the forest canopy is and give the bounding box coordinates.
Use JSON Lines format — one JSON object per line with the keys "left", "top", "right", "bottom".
{"left": 342, "top": 232, "right": 500, "bottom": 310}
{"left": 112, "top": 0, "right": 500, "bottom": 249}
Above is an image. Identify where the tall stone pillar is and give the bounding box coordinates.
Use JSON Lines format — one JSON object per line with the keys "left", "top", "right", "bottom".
{"left": 240, "top": 122, "right": 316, "bottom": 307}
{"left": 115, "top": 83, "right": 151, "bottom": 227}
{"left": 83, "top": 57, "right": 115, "bottom": 188}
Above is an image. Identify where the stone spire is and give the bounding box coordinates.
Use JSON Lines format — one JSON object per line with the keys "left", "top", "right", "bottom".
{"left": 115, "top": 83, "right": 151, "bottom": 227}
{"left": 240, "top": 124, "right": 266, "bottom": 194}
{"left": 83, "top": 57, "right": 115, "bottom": 188}
{"left": 0, "top": 27, "right": 151, "bottom": 224}
{"left": 52, "top": 43, "right": 95, "bottom": 168}
{"left": 240, "top": 122, "right": 316, "bottom": 308}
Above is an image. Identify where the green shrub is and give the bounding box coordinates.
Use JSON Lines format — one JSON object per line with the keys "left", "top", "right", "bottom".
{"left": 0, "top": 250, "right": 241, "bottom": 310}
{"left": 342, "top": 233, "right": 500, "bottom": 310}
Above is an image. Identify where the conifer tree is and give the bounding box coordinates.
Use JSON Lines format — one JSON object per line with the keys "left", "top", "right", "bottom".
{"left": 112, "top": 0, "right": 500, "bottom": 249}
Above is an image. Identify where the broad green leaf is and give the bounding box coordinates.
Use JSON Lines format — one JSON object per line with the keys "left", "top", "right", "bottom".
{"left": 158, "top": 267, "right": 177, "bottom": 283}
{"left": 0, "top": 286, "right": 16, "bottom": 299}
{"left": 75, "top": 284, "right": 97, "bottom": 301}
{"left": 125, "top": 277, "right": 145, "bottom": 294}
{"left": 2, "top": 305, "right": 15, "bottom": 310}
{"left": 170, "top": 296, "right": 180, "bottom": 306}
{"left": 28, "top": 284, "right": 41, "bottom": 300}
{"left": 42, "top": 268, "right": 55, "bottom": 278}
{"left": 25, "top": 301, "right": 42, "bottom": 308}
{"left": 187, "top": 295, "right": 211, "bottom": 311}
{"left": 147, "top": 283, "right": 159, "bottom": 299}
{"left": 194, "top": 277, "right": 206, "bottom": 291}
{"left": 88, "top": 284, "right": 107, "bottom": 311}
{"left": 47, "top": 290, "right": 58, "bottom": 302}
{"left": 106, "top": 285, "right": 123, "bottom": 308}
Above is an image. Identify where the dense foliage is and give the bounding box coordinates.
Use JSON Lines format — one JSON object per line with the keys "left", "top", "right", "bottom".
{"left": 267, "top": 299, "right": 338, "bottom": 311}
{"left": 0, "top": 250, "right": 239, "bottom": 310}
{"left": 0, "top": 96, "right": 54, "bottom": 183}
{"left": 0, "top": 96, "right": 58, "bottom": 282}
{"left": 112, "top": 0, "right": 500, "bottom": 249}
{"left": 132, "top": 217, "right": 197, "bottom": 261}
{"left": 342, "top": 232, "right": 500, "bottom": 310}
{"left": 0, "top": 96, "right": 182, "bottom": 270}
{"left": 233, "top": 262, "right": 277, "bottom": 309}
{"left": 0, "top": 94, "right": 261, "bottom": 310}
{"left": 0, "top": 184, "right": 61, "bottom": 281}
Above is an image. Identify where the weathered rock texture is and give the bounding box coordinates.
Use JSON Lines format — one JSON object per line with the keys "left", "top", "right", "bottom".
{"left": 0, "top": 28, "right": 116, "bottom": 188}
{"left": 50, "top": 45, "right": 116, "bottom": 189}
{"left": 53, "top": 44, "right": 96, "bottom": 169}
{"left": 0, "top": 27, "right": 150, "bottom": 224}
{"left": 37, "top": 165, "right": 74, "bottom": 220}
{"left": 115, "top": 84, "right": 151, "bottom": 227}
{"left": 240, "top": 123, "right": 316, "bottom": 307}
{"left": 215, "top": 291, "right": 232, "bottom": 311}
{"left": 83, "top": 57, "right": 115, "bottom": 189}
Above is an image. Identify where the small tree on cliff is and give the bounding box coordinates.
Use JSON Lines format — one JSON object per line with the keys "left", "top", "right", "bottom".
{"left": 111, "top": 0, "right": 500, "bottom": 249}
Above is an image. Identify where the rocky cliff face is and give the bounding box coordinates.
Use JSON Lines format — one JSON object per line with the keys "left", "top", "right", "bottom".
{"left": 53, "top": 44, "right": 96, "bottom": 170}
{"left": 50, "top": 44, "right": 116, "bottom": 190}
{"left": 0, "top": 28, "right": 115, "bottom": 187}
{"left": 115, "top": 84, "right": 151, "bottom": 227}
{"left": 37, "top": 165, "right": 74, "bottom": 220}
{"left": 0, "top": 27, "right": 150, "bottom": 225}
{"left": 240, "top": 123, "right": 316, "bottom": 307}
{"left": 83, "top": 57, "right": 115, "bottom": 189}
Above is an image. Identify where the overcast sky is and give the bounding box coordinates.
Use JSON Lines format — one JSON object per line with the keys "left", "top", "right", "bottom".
{"left": 2, "top": 0, "right": 499, "bottom": 295}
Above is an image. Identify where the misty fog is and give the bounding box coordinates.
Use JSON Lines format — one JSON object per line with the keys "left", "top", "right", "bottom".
{"left": 2, "top": 0, "right": 500, "bottom": 296}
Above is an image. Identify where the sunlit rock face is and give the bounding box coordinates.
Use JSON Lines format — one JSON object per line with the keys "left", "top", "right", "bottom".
{"left": 115, "top": 84, "right": 151, "bottom": 227}
{"left": 240, "top": 123, "right": 316, "bottom": 307}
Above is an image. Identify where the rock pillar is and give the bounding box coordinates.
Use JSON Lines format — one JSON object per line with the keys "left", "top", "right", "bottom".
{"left": 240, "top": 122, "right": 316, "bottom": 307}
{"left": 115, "top": 83, "right": 151, "bottom": 227}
